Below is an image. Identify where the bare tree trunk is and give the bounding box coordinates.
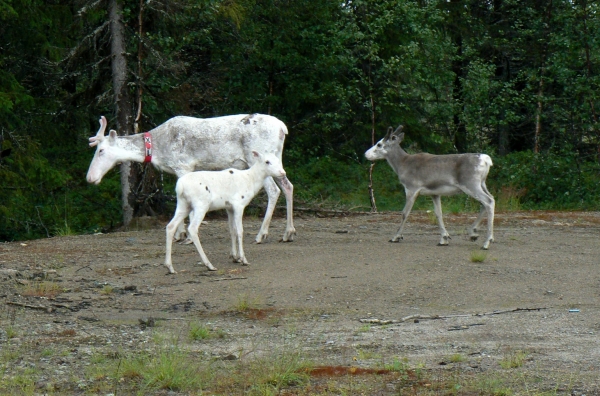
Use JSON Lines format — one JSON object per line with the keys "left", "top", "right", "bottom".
{"left": 534, "top": 75, "right": 544, "bottom": 154}
{"left": 109, "top": 0, "right": 135, "bottom": 227}
{"left": 134, "top": 0, "right": 144, "bottom": 134}
{"left": 367, "top": 62, "right": 377, "bottom": 212}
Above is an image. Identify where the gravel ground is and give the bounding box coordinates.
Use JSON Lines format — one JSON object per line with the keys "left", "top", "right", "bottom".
{"left": 1, "top": 210, "right": 599, "bottom": 394}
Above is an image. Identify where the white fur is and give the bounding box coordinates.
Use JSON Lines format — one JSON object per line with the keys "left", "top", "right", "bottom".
{"left": 164, "top": 151, "right": 286, "bottom": 274}
{"left": 86, "top": 114, "right": 296, "bottom": 243}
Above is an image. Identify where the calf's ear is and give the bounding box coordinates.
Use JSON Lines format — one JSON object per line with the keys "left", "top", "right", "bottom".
{"left": 383, "top": 126, "right": 393, "bottom": 141}
{"left": 108, "top": 130, "right": 118, "bottom": 145}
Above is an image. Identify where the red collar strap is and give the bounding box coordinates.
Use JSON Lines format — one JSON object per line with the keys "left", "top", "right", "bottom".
{"left": 143, "top": 132, "right": 152, "bottom": 163}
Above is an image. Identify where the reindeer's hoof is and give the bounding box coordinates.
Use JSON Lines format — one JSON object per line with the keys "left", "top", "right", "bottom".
{"left": 280, "top": 230, "right": 296, "bottom": 242}
{"left": 470, "top": 236, "right": 479, "bottom": 242}
{"left": 255, "top": 234, "right": 269, "bottom": 244}
{"left": 241, "top": 261, "right": 250, "bottom": 266}
{"left": 437, "top": 243, "right": 449, "bottom": 247}
{"left": 389, "top": 239, "right": 401, "bottom": 243}
{"left": 166, "top": 271, "right": 176, "bottom": 275}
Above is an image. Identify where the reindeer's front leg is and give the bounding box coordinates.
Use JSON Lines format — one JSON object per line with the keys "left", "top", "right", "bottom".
{"left": 391, "top": 190, "right": 419, "bottom": 242}
{"left": 431, "top": 195, "right": 450, "bottom": 246}
{"left": 226, "top": 208, "right": 241, "bottom": 262}
{"left": 233, "top": 207, "right": 249, "bottom": 265}
{"left": 255, "top": 177, "right": 280, "bottom": 243}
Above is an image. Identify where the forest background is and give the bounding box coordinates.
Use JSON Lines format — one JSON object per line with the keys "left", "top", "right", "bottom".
{"left": 1, "top": 0, "right": 599, "bottom": 241}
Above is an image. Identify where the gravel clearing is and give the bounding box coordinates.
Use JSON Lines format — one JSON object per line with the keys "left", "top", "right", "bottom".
{"left": 1, "top": 210, "right": 599, "bottom": 394}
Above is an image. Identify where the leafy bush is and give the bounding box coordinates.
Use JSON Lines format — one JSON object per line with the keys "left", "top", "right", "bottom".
{"left": 490, "top": 150, "right": 600, "bottom": 209}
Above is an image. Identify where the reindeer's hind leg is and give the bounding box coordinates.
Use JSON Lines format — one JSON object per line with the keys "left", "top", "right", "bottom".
{"left": 187, "top": 207, "right": 217, "bottom": 271}
{"left": 462, "top": 182, "right": 495, "bottom": 250}
{"left": 274, "top": 176, "right": 296, "bottom": 242}
{"left": 165, "top": 205, "right": 190, "bottom": 274}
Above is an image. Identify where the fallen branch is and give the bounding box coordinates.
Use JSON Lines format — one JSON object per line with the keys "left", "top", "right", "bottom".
{"left": 359, "top": 307, "right": 548, "bottom": 325}
{"left": 448, "top": 323, "right": 485, "bottom": 331}
{"left": 210, "top": 277, "right": 247, "bottom": 282}
{"left": 6, "top": 301, "right": 53, "bottom": 313}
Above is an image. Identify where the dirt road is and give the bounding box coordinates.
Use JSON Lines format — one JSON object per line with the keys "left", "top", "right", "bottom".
{"left": 1, "top": 211, "right": 599, "bottom": 394}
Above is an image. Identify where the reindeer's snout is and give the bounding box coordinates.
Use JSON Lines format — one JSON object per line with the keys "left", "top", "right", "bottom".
{"left": 86, "top": 170, "right": 103, "bottom": 185}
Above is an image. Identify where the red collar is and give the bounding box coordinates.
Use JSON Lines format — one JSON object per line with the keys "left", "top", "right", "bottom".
{"left": 143, "top": 132, "right": 152, "bottom": 163}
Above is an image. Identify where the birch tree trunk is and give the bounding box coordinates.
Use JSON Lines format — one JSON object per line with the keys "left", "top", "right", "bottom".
{"left": 109, "top": 0, "right": 135, "bottom": 226}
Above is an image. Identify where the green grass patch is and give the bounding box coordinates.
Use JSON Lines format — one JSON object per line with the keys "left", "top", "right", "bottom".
{"left": 499, "top": 350, "right": 528, "bottom": 369}
{"left": 188, "top": 322, "right": 224, "bottom": 341}
{"left": 117, "top": 346, "right": 209, "bottom": 392}
{"left": 233, "top": 294, "right": 260, "bottom": 312}
{"left": 20, "top": 281, "right": 64, "bottom": 299}
{"left": 449, "top": 353, "right": 466, "bottom": 363}
{"left": 470, "top": 250, "right": 488, "bottom": 263}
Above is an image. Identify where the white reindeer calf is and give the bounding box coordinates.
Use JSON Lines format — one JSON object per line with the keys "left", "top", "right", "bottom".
{"left": 165, "top": 151, "right": 286, "bottom": 274}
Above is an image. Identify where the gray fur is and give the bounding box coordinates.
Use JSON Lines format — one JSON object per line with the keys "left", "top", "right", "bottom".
{"left": 365, "top": 126, "right": 495, "bottom": 249}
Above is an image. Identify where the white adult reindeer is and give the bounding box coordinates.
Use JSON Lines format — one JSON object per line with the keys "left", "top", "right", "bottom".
{"left": 165, "top": 151, "right": 286, "bottom": 274}
{"left": 365, "top": 125, "right": 495, "bottom": 249}
{"left": 86, "top": 114, "right": 295, "bottom": 243}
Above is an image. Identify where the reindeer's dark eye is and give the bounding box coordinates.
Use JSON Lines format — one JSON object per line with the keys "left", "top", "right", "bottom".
{"left": 266, "top": 160, "right": 271, "bottom": 165}
{"left": 99, "top": 149, "right": 104, "bottom": 154}
{"left": 377, "top": 143, "right": 382, "bottom": 148}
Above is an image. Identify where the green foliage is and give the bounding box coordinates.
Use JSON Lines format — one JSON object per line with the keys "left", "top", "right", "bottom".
{"left": 491, "top": 151, "right": 600, "bottom": 209}
{"left": 1, "top": 0, "right": 600, "bottom": 241}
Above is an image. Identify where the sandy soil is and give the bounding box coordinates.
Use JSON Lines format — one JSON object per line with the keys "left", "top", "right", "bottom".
{"left": 1, "top": 210, "right": 599, "bottom": 394}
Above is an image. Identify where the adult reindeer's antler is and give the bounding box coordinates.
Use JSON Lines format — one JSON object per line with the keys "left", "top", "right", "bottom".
{"left": 89, "top": 116, "right": 107, "bottom": 147}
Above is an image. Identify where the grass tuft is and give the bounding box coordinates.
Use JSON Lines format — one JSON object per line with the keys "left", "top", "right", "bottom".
{"left": 21, "top": 281, "right": 64, "bottom": 299}
{"left": 499, "top": 350, "right": 527, "bottom": 369}
{"left": 449, "top": 353, "right": 466, "bottom": 363}
{"left": 470, "top": 250, "right": 488, "bottom": 263}
{"left": 189, "top": 322, "right": 224, "bottom": 341}
{"left": 100, "top": 285, "right": 114, "bottom": 295}
{"left": 118, "top": 346, "right": 208, "bottom": 392}
{"left": 233, "top": 294, "right": 260, "bottom": 312}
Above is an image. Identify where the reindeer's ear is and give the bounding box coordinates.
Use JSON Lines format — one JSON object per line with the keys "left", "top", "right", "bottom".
{"left": 108, "top": 130, "right": 118, "bottom": 145}
{"left": 383, "top": 127, "right": 393, "bottom": 141}
{"left": 391, "top": 125, "right": 405, "bottom": 144}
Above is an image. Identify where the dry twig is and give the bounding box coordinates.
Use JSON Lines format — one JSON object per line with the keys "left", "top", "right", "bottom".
{"left": 360, "top": 307, "right": 548, "bottom": 325}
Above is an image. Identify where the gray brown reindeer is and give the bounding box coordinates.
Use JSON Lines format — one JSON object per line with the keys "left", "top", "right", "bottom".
{"left": 365, "top": 125, "right": 495, "bottom": 249}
